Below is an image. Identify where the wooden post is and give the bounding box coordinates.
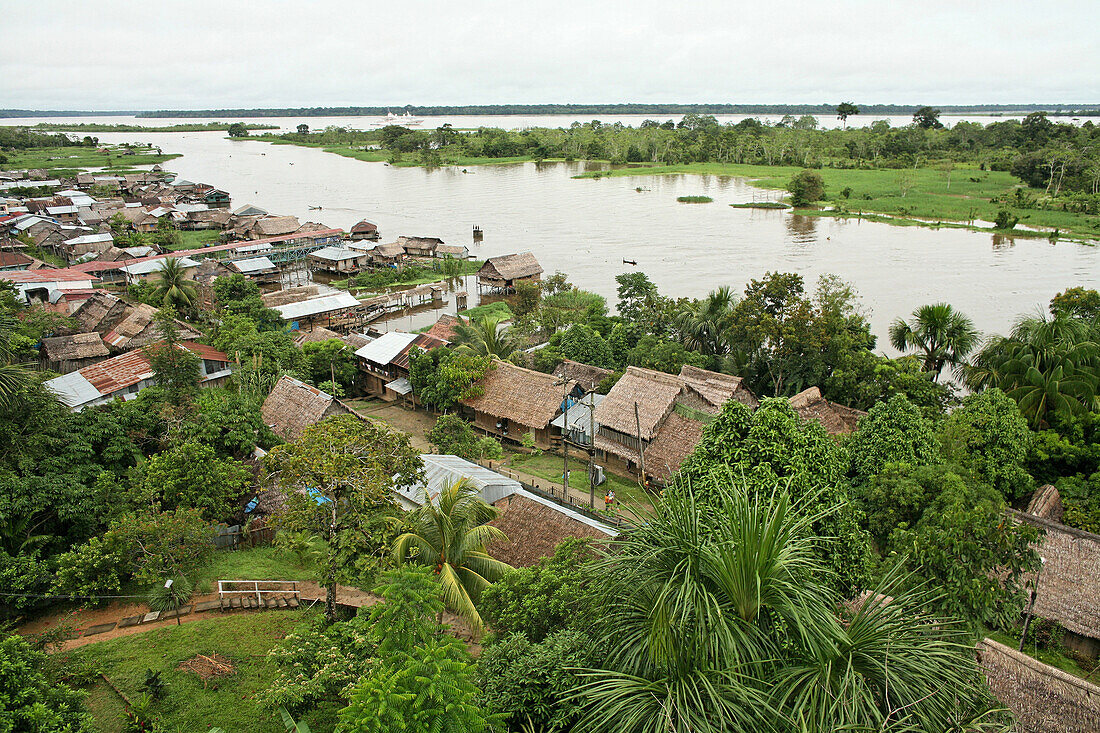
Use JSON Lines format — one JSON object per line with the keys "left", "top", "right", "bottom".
{"left": 562, "top": 387, "right": 569, "bottom": 494}
{"left": 634, "top": 401, "right": 646, "bottom": 485}
{"left": 588, "top": 393, "right": 597, "bottom": 509}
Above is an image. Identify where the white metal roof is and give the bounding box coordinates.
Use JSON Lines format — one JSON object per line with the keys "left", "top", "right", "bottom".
{"left": 274, "top": 291, "right": 360, "bottom": 320}
{"left": 120, "top": 256, "right": 199, "bottom": 276}
{"left": 64, "top": 232, "right": 114, "bottom": 246}
{"left": 354, "top": 331, "right": 417, "bottom": 365}
{"left": 45, "top": 371, "right": 100, "bottom": 409}
{"left": 551, "top": 393, "right": 606, "bottom": 430}
{"left": 309, "top": 246, "right": 365, "bottom": 262}
{"left": 46, "top": 206, "right": 79, "bottom": 215}
{"left": 232, "top": 256, "right": 277, "bottom": 274}
{"left": 233, "top": 242, "right": 273, "bottom": 254}
{"left": 385, "top": 377, "right": 413, "bottom": 395}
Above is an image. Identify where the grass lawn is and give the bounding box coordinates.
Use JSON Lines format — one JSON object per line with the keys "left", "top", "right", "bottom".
{"left": 985, "top": 628, "right": 1097, "bottom": 681}
{"left": 168, "top": 229, "right": 223, "bottom": 251}
{"left": 504, "top": 450, "right": 653, "bottom": 507}
{"left": 72, "top": 610, "right": 323, "bottom": 733}
{"left": 191, "top": 546, "right": 320, "bottom": 594}
{"left": 3, "top": 145, "right": 181, "bottom": 174}
{"left": 575, "top": 162, "right": 1100, "bottom": 241}
{"left": 251, "top": 136, "right": 537, "bottom": 168}
{"left": 457, "top": 299, "right": 513, "bottom": 321}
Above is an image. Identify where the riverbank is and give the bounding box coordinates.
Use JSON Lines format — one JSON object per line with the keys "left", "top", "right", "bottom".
{"left": 576, "top": 162, "right": 1100, "bottom": 241}
{"left": 3, "top": 145, "right": 181, "bottom": 175}
{"left": 248, "top": 134, "right": 537, "bottom": 168}
{"left": 21, "top": 122, "right": 278, "bottom": 133}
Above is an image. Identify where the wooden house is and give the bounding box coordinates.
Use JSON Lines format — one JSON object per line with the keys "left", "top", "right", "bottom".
{"left": 367, "top": 242, "right": 406, "bottom": 268}
{"left": 461, "top": 360, "right": 579, "bottom": 450}
{"left": 354, "top": 331, "right": 448, "bottom": 401}
{"left": 307, "top": 246, "right": 371, "bottom": 275}
{"left": 398, "top": 236, "right": 443, "bottom": 258}
{"left": 476, "top": 252, "right": 543, "bottom": 293}
{"left": 39, "top": 332, "right": 110, "bottom": 373}
{"left": 349, "top": 219, "right": 380, "bottom": 241}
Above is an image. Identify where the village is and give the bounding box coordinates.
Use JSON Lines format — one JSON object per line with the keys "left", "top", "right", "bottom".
{"left": 3, "top": 156, "right": 1100, "bottom": 733}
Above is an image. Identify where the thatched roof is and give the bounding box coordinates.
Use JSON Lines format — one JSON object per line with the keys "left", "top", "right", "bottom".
{"left": 478, "top": 252, "right": 543, "bottom": 282}
{"left": 679, "top": 364, "right": 758, "bottom": 410}
{"left": 789, "top": 387, "right": 865, "bottom": 435}
{"left": 553, "top": 359, "right": 614, "bottom": 393}
{"left": 594, "top": 366, "right": 684, "bottom": 440}
{"left": 644, "top": 411, "right": 707, "bottom": 480}
{"left": 462, "top": 360, "right": 575, "bottom": 430}
{"left": 71, "top": 291, "right": 127, "bottom": 333}
{"left": 1012, "top": 510, "right": 1100, "bottom": 640}
{"left": 41, "top": 332, "right": 110, "bottom": 361}
{"left": 977, "top": 638, "right": 1100, "bottom": 733}
{"left": 1028, "top": 484, "right": 1064, "bottom": 523}
{"left": 293, "top": 326, "right": 344, "bottom": 346}
{"left": 253, "top": 216, "right": 300, "bottom": 237}
{"left": 261, "top": 375, "right": 347, "bottom": 441}
{"left": 371, "top": 242, "right": 406, "bottom": 259}
{"left": 488, "top": 492, "right": 614, "bottom": 567}
{"left": 262, "top": 285, "right": 320, "bottom": 307}
{"left": 350, "top": 219, "right": 378, "bottom": 234}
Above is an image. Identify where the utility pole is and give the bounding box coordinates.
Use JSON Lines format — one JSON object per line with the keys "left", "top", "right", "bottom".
{"left": 562, "top": 388, "right": 569, "bottom": 495}
{"left": 634, "top": 401, "right": 646, "bottom": 486}
{"left": 588, "top": 393, "right": 596, "bottom": 509}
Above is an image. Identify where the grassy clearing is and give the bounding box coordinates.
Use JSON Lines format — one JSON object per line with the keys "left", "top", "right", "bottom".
{"left": 729, "top": 201, "right": 789, "bottom": 209}
{"left": 3, "top": 145, "right": 180, "bottom": 173}
{"left": 191, "top": 546, "right": 320, "bottom": 593}
{"left": 71, "top": 610, "right": 321, "bottom": 733}
{"left": 985, "top": 629, "right": 1096, "bottom": 681}
{"left": 250, "top": 136, "right": 535, "bottom": 168}
{"left": 677, "top": 195, "right": 713, "bottom": 203}
{"left": 457, "top": 300, "right": 513, "bottom": 321}
{"left": 504, "top": 450, "right": 652, "bottom": 507}
{"left": 576, "top": 162, "right": 1100, "bottom": 240}
{"left": 166, "top": 229, "right": 223, "bottom": 251}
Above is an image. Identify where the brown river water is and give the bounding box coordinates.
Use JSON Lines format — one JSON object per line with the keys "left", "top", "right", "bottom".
{"left": 34, "top": 120, "right": 1098, "bottom": 349}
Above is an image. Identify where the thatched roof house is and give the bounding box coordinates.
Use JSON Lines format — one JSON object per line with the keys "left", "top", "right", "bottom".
{"left": 261, "top": 375, "right": 350, "bottom": 441}
{"left": 477, "top": 252, "right": 543, "bottom": 293}
{"left": 349, "top": 219, "right": 379, "bottom": 241}
{"left": 250, "top": 216, "right": 300, "bottom": 239}
{"left": 461, "top": 360, "right": 578, "bottom": 449}
{"left": 40, "top": 332, "right": 110, "bottom": 373}
{"left": 552, "top": 359, "right": 614, "bottom": 393}
{"left": 789, "top": 387, "right": 865, "bottom": 435}
{"left": 593, "top": 365, "right": 758, "bottom": 483}
{"left": 977, "top": 638, "right": 1100, "bottom": 733}
{"left": 103, "top": 302, "right": 201, "bottom": 351}
{"left": 488, "top": 492, "right": 615, "bottom": 567}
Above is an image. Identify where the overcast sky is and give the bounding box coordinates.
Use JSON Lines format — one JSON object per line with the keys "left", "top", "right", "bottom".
{"left": 4, "top": 0, "right": 1097, "bottom": 110}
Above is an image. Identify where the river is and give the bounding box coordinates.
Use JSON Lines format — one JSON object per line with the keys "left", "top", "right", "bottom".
{"left": 16, "top": 116, "right": 1100, "bottom": 347}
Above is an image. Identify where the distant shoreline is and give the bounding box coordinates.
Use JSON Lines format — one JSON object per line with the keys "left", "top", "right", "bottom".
{"left": 1, "top": 103, "right": 1099, "bottom": 119}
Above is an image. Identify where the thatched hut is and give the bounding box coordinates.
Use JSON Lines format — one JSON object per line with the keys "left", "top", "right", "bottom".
{"left": 260, "top": 375, "right": 350, "bottom": 441}
{"left": 488, "top": 493, "right": 615, "bottom": 567}
{"left": 789, "top": 386, "right": 865, "bottom": 435}
{"left": 461, "top": 360, "right": 578, "bottom": 449}
{"left": 476, "top": 252, "right": 543, "bottom": 293}
{"left": 39, "top": 332, "right": 110, "bottom": 373}
{"left": 349, "top": 219, "right": 380, "bottom": 241}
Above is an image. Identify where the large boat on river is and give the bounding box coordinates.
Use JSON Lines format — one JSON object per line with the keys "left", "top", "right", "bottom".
{"left": 370, "top": 111, "right": 425, "bottom": 127}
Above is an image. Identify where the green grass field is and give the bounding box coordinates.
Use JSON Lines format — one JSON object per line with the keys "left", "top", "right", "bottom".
{"left": 577, "top": 162, "right": 1100, "bottom": 240}
{"left": 74, "top": 611, "right": 323, "bottom": 733}
{"left": 3, "top": 146, "right": 181, "bottom": 175}
{"left": 505, "top": 450, "right": 652, "bottom": 507}
{"left": 251, "top": 136, "right": 535, "bottom": 168}
{"left": 677, "top": 195, "right": 714, "bottom": 203}
{"left": 191, "top": 546, "right": 320, "bottom": 592}
{"left": 167, "top": 229, "right": 223, "bottom": 251}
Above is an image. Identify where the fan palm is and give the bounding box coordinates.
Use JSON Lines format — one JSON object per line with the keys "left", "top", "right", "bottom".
{"left": 572, "top": 474, "right": 1001, "bottom": 733}
{"left": 0, "top": 314, "right": 34, "bottom": 410}
{"left": 151, "top": 257, "right": 199, "bottom": 312}
{"left": 966, "top": 313, "right": 1100, "bottom": 428}
{"left": 889, "top": 303, "right": 978, "bottom": 380}
{"left": 392, "top": 479, "right": 513, "bottom": 631}
{"left": 676, "top": 286, "right": 736, "bottom": 356}
{"left": 452, "top": 315, "right": 521, "bottom": 359}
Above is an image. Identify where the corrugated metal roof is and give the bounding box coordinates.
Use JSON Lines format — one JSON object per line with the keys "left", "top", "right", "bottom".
{"left": 232, "top": 256, "right": 276, "bottom": 274}
{"left": 64, "top": 232, "right": 114, "bottom": 246}
{"left": 309, "top": 246, "right": 366, "bottom": 262}
{"left": 354, "top": 331, "right": 417, "bottom": 366}
{"left": 45, "top": 371, "right": 100, "bottom": 409}
{"left": 120, "top": 257, "right": 199, "bottom": 275}
{"left": 385, "top": 377, "right": 413, "bottom": 395}
{"left": 397, "top": 454, "right": 523, "bottom": 507}
{"left": 0, "top": 268, "right": 97, "bottom": 283}
{"left": 274, "top": 291, "right": 360, "bottom": 320}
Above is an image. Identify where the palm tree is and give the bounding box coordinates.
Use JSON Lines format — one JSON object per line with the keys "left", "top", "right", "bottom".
{"left": 452, "top": 315, "right": 522, "bottom": 359}
{"left": 125, "top": 230, "right": 151, "bottom": 249}
{"left": 966, "top": 313, "right": 1100, "bottom": 428}
{"left": 147, "top": 576, "right": 194, "bottom": 626}
{"left": 572, "top": 476, "right": 1000, "bottom": 732}
{"left": 0, "top": 314, "right": 34, "bottom": 411}
{"left": 392, "top": 479, "right": 513, "bottom": 631}
{"left": 151, "top": 257, "right": 199, "bottom": 312}
{"left": 889, "top": 303, "right": 978, "bottom": 380}
{"left": 675, "top": 286, "right": 736, "bottom": 357}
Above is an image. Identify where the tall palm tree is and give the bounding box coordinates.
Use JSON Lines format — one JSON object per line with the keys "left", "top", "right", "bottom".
{"left": 675, "top": 286, "right": 736, "bottom": 356}
{"left": 151, "top": 257, "right": 199, "bottom": 312}
{"left": 392, "top": 479, "right": 512, "bottom": 631}
{"left": 889, "top": 303, "right": 978, "bottom": 380}
{"left": 452, "top": 315, "right": 521, "bottom": 359}
{"left": 572, "top": 476, "right": 1000, "bottom": 732}
{"left": 966, "top": 313, "right": 1100, "bottom": 428}
{"left": 0, "top": 314, "right": 34, "bottom": 411}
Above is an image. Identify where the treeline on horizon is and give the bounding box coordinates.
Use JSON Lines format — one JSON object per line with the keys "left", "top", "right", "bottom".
{"left": 3, "top": 103, "right": 1100, "bottom": 118}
